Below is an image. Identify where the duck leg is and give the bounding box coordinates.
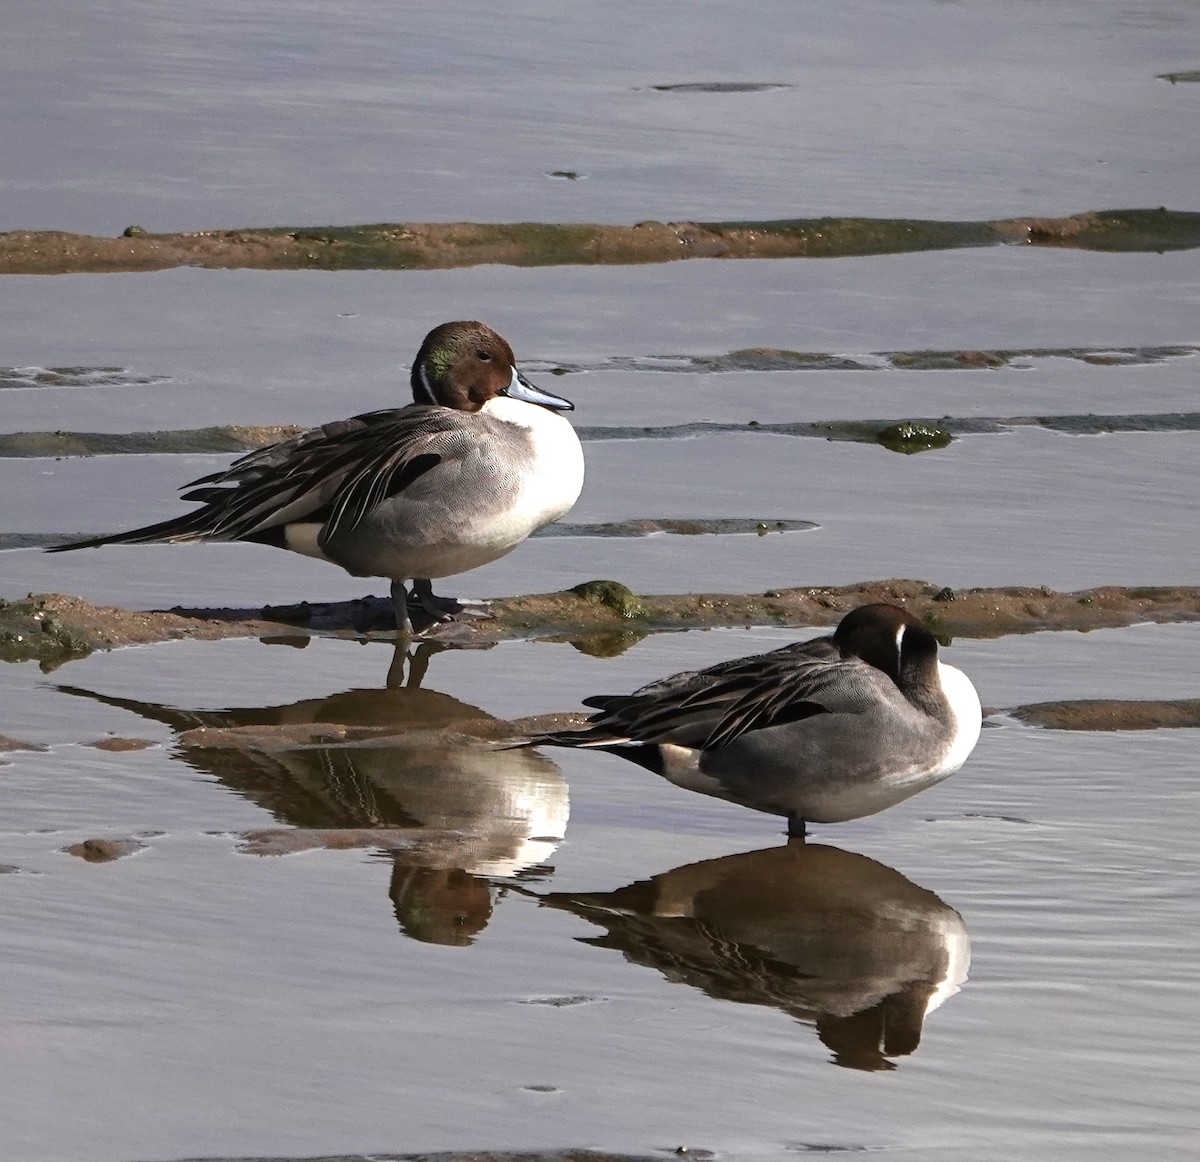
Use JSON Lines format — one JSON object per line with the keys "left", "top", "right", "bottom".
{"left": 385, "top": 638, "right": 441, "bottom": 687}
{"left": 390, "top": 579, "right": 416, "bottom": 636}
{"left": 410, "top": 577, "right": 493, "bottom": 623}
{"left": 786, "top": 812, "right": 808, "bottom": 841}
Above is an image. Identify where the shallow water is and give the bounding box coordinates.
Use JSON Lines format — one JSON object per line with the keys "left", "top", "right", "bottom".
{"left": 1, "top": 627, "right": 1198, "bottom": 1162}
{"left": 3, "top": 250, "right": 1199, "bottom": 609}
{"left": 4, "top": 0, "right": 1200, "bottom": 231}
{"left": 3, "top": 2, "right": 1200, "bottom": 1160}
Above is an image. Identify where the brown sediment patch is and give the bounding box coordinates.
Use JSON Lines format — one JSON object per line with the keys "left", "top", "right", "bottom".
{"left": 2, "top": 208, "right": 1198, "bottom": 275}
{"left": 0, "top": 425, "right": 299, "bottom": 459}
{"left": 0, "top": 733, "right": 47, "bottom": 753}
{"left": 82, "top": 736, "right": 157, "bottom": 751}
{"left": 63, "top": 837, "right": 147, "bottom": 862}
{"left": 1008, "top": 698, "right": 1200, "bottom": 731}
{"left": 4, "top": 582, "right": 1200, "bottom": 666}
{"left": 0, "top": 366, "right": 167, "bottom": 389}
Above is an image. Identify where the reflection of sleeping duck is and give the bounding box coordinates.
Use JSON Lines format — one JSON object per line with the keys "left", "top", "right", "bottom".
{"left": 537, "top": 842, "right": 969, "bottom": 1070}
{"left": 58, "top": 657, "right": 568, "bottom": 945}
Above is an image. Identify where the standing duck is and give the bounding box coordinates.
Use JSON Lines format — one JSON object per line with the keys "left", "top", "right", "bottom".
{"left": 51, "top": 321, "right": 585, "bottom": 634}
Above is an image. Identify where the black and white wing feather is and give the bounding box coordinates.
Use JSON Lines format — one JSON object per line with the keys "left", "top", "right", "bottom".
{"left": 541, "top": 635, "right": 887, "bottom": 751}
{"left": 51, "top": 406, "right": 470, "bottom": 551}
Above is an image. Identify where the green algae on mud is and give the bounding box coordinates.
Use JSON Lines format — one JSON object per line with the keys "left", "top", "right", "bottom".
{"left": 874, "top": 422, "right": 952, "bottom": 455}
{"left": 569, "top": 579, "right": 646, "bottom": 619}
{"left": 5, "top": 581, "right": 1200, "bottom": 666}
{"left": 3, "top": 208, "right": 1199, "bottom": 274}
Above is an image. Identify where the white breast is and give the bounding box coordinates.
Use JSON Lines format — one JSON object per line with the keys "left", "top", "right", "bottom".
{"left": 482, "top": 396, "right": 585, "bottom": 528}
{"left": 929, "top": 662, "right": 983, "bottom": 776}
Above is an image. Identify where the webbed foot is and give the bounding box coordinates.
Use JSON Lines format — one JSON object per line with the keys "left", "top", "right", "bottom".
{"left": 410, "top": 578, "right": 494, "bottom": 623}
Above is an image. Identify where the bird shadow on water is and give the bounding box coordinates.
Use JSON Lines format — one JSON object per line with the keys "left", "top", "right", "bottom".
{"left": 519, "top": 841, "right": 971, "bottom": 1071}
{"left": 55, "top": 638, "right": 570, "bottom": 946}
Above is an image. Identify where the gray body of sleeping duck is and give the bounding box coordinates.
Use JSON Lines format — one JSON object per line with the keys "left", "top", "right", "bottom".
{"left": 532, "top": 603, "right": 982, "bottom": 836}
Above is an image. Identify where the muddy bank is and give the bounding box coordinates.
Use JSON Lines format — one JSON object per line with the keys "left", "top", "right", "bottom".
{"left": 2, "top": 208, "right": 1198, "bottom": 275}
{"left": 4, "top": 581, "right": 1200, "bottom": 667}
{"left": 152, "top": 1153, "right": 668, "bottom": 1162}
{"left": 8, "top": 405, "right": 1200, "bottom": 466}
{"left": 1009, "top": 698, "right": 1200, "bottom": 731}
{"left": 5, "top": 518, "right": 817, "bottom": 553}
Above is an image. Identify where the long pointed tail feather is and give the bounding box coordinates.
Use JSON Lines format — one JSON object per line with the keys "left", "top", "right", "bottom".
{"left": 46, "top": 512, "right": 220, "bottom": 552}
{"left": 516, "top": 730, "right": 664, "bottom": 774}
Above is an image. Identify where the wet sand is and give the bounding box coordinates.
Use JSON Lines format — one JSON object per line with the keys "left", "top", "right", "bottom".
{"left": 2, "top": 208, "right": 1198, "bottom": 275}
{"left": 5, "top": 580, "right": 1199, "bottom": 666}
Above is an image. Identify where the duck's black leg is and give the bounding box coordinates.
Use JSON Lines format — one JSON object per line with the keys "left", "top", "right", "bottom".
{"left": 786, "top": 813, "right": 808, "bottom": 841}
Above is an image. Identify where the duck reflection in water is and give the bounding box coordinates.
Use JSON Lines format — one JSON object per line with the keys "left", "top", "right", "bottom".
{"left": 58, "top": 641, "right": 568, "bottom": 946}
{"left": 534, "top": 842, "right": 969, "bottom": 1070}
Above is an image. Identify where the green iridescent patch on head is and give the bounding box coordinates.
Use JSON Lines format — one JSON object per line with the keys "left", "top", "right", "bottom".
{"left": 425, "top": 340, "right": 457, "bottom": 380}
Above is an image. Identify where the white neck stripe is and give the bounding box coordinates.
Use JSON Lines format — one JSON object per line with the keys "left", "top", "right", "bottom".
{"left": 415, "top": 363, "right": 437, "bottom": 404}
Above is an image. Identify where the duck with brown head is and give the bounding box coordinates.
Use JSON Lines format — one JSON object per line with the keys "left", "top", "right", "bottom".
{"left": 50, "top": 321, "right": 585, "bottom": 635}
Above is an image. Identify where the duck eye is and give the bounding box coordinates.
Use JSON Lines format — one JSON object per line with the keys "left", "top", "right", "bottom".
{"left": 477, "top": 350, "right": 492, "bottom": 362}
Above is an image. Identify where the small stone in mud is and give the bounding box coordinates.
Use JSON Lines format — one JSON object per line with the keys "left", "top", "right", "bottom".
{"left": 932, "top": 587, "right": 956, "bottom": 602}
{"left": 875, "top": 421, "right": 953, "bottom": 454}
{"left": 64, "top": 837, "right": 147, "bottom": 862}
{"left": 82, "top": 736, "right": 156, "bottom": 752}
{"left": 570, "top": 579, "right": 646, "bottom": 619}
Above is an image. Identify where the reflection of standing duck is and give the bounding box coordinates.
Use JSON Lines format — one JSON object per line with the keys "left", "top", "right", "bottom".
{"left": 533, "top": 604, "right": 982, "bottom": 836}
{"left": 58, "top": 658, "right": 569, "bottom": 945}
{"left": 537, "top": 842, "right": 969, "bottom": 1070}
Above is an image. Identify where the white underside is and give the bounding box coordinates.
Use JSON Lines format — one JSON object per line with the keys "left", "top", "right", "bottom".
{"left": 659, "top": 742, "right": 724, "bottom": 797}
{"left": 283, "top": 522, "right": 327, "bottom": 560}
